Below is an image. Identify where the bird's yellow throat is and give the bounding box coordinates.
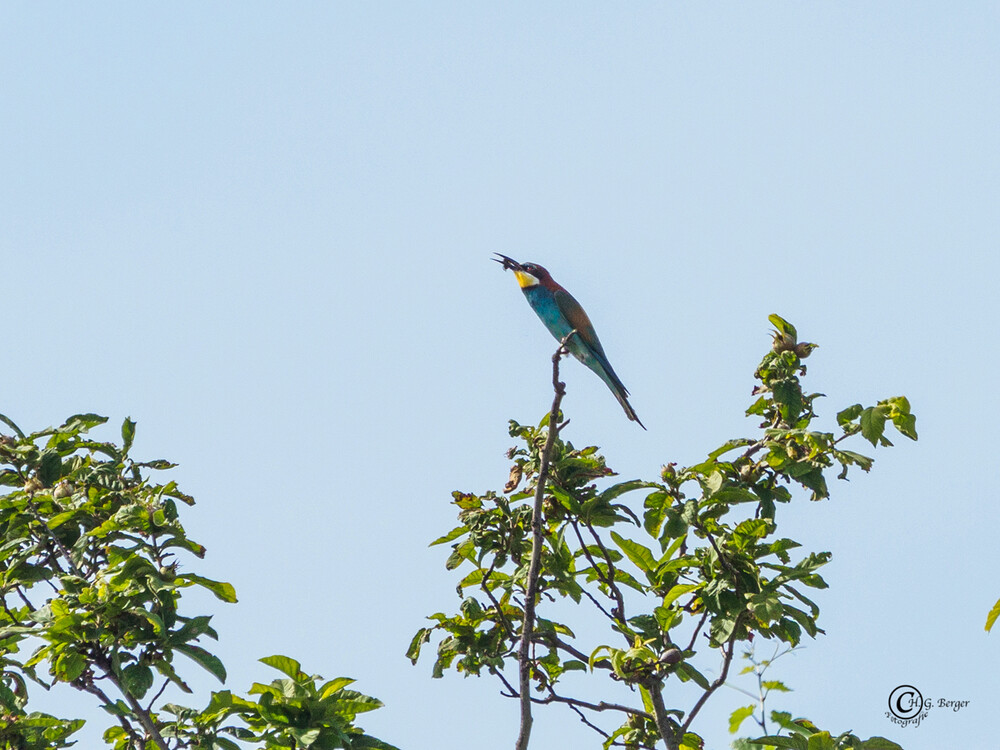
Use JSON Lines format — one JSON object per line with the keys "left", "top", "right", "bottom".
{"left": 514, "top": 270, "right": 539, "bottom": 288}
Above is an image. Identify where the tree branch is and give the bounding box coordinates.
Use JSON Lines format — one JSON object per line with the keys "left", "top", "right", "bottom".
{"left": 569, "top": 521, "right": 627, "bottom": 631}
{"left": 541, "top": 688, "right": 651, "bottom": 720}
{"left": 481, "top": 557, "right": 516, "bottom": 638}
{"left": 515, "top": 331, "right": 576, "bottom": 750}
{"left": 648, "top": 682, "right": 680, "bottom": 750}
{"left": 543, "top": 633, "right": 612, "bottom": 672}
{"left": 78, "top": 679, "right": 146, "bottom": 748}
{"left": 685, "top": 611, "right": 709, "bottom": 653}
{"left": 584, "top": 522, "right": 629, "bottom": 628}
{"left": 500, "top": 666, "right": 650, "bottom": 726}
{"left": 679, "top": 635, "right": 739, "bottom": 737}
{"left": 565, "top": 700, "right": 611, "bottom": 739}
{"left": 91, "top": 652, "right": 170, "bottom": 750}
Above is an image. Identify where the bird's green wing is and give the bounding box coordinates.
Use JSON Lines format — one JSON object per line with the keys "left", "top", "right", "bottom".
{"left": 553, "top": 288, "right": 605, "bottom": 357}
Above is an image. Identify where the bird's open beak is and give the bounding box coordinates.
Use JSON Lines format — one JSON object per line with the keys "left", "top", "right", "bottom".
{"left": 493, "top": 253, "right": 523, "bottom": 272}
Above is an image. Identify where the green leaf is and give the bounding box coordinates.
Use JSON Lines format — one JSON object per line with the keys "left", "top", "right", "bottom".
{"left": 445, "top": 540, "right": 476, "bottom": 570}
{"left": 729, "top": 704, "right": 756, "bottom": 734}
{"left": 661, "top": 583, "right": 700, "bottom": 610}
{"left": 675, "top": 662, "right": 710, "bottom": 690}
{"left": 747, "top": 592, "right": 783, "bottom": 623}
{"left": 137, "top": 458, "right": 177, "bottom": 470}
{"left": 768, "top": 314, "right": 796, "bottom": 338}
{"left": 319, "top": 676, "right": 356, "bottom": 699}
{"left": 639, "top": 685, "right": 655, "bottom": 715}
{"left": 599, "top": 479, "right": 654, "bottom": 504}
{"left": 121, "top": 663, "right": 154, "bottom": 699}
{"left": 54, "top": 651, "right": 86, "bottom": 682}
{"left": 761, "top": 679, "right": 791, "bottom": 692}
{"left": 177, "top": 573, "right": 238, "bottom": 603}
{"left": 349, "top": 736, "right": 402, "bottom": 750}
{"left": 609, "top": 531, "right": 657, "bottom": 576}
{"left": 121, "top": 417, "right": 136, "bottom": 455}
{"left": 859, "top": 738, "right": 904, "bottom": 750}
{"left": 860, "top": 406, "right": 887, "bottom": 447}
{"left": 38, "top": 450, "right": 63, "bottom": 487}
{"left": 260, "top": 654, "right": 304, "bottom": 680}
{"left": 176, "top": 644, "right": 227, "bottom": 682}
{"left": 153, "top": 659, "right": 192, "bottom": 693}
{"left": 986, "top": 597, "right": 1000, "bottom": 632}
{"left": 772, "top": 380, "right": 803, "bottom": 423}
{"left": 290, "top": 728, "right": 321, "bottom": 746}
{"left": 588, "top": 645, "right": 614, "bottom": 671}
{"left": 61, "top": 413, "right": 109, "bottom": 433}
{"left": 749, "top": 736, "right": 807, "bottom": 750}
{"left": 836, "top": 404, "right": 863, "bottom": 426}
{"left": 883, "top": 396, "right": 917, "bottom": 440}
{"left": 47, "top": 510, "right": 78, "bottom": 529}
{"left": 806, "top": 731, "right": 836, "bottom": 750}
{"left": 662, "top": 507, "right": 687, "bottom": 539}
{"left": 0, "top": 413, "right": 25, "bottom": 439}
{"left": 429, "top": 526, "right": 467, "bottom": 546}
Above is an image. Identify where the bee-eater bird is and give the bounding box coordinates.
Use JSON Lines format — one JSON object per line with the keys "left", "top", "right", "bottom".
{"left": 494, "top": 253, "right": 645, "bottom": 429}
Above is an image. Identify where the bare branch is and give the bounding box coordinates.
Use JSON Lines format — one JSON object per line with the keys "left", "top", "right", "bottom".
{"left": 565, "top": 701, "right": 611, "bottom": 739}
{"left": 685, "top": 611, "right": 709, "bottom": 653}
{"left": 79, "top": 679, "right": 145, "bottom": 748}
{"left": 543, "top": 633, "right": 612, "bottom": 672}
{"left": 569, "top": 521, "right": 626, "bottom": 629}
{"left": 91, "top": 652, "right": 171, "bottom": 750}
{"left": 481, "top": 557, "right": 516, "bottom": 637}
{"left": 501, "top": 665, "right": 650, "bottom": 724}
{"left": 515, "top": 330, "right": 577, "bottom": 750}
{"left": 146, "top": 678, "right": 171, "bottom": 714}
{"left": 583, "top": 522, "right": 629, "bottom": 627}
{"left": 541, "top": 689, "right": 651, "bottom": 719}
{"left": 648, "top": 683, "right": 680, "bottom": 750}
{"left": 680, "top": 635, "right": 739, "bottom": 737}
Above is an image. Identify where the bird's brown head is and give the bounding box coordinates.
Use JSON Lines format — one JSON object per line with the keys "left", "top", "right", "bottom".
{"left": 492, "top": 254, "right": 553, "bottom": 289}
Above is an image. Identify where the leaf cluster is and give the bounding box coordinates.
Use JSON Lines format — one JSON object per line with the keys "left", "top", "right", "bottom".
{"left": 159, "top": 655, "right": 398, "bottom": 750}
{"left": 410, "top": 316, "right": 917, "bottom": 749}
{"left": 0, "top": 413, "right": 395, "bottom": 749}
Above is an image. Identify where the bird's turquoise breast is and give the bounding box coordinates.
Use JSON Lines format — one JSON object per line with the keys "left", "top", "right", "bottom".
{"left": 523, "top": 286, "right": 574, "bottom": 340}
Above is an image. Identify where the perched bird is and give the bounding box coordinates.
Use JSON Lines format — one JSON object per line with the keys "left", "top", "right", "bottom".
{"left": 494, "top": 253, "right": 645, "bottom": 429}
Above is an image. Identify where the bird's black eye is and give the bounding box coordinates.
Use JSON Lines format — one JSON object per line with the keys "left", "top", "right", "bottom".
{"left": 524, "top": 264, "right": 536, "bottom": 273}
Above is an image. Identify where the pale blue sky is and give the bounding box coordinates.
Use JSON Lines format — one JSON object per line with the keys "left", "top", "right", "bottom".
{"left": 2, "top": 3, "right": 998, "bottom": 748}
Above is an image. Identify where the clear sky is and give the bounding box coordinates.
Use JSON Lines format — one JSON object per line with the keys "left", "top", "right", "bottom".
{"left": 2, "top": 3, "right": 998, "bottom": 748}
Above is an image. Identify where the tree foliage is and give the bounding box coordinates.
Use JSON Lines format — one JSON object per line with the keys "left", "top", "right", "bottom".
{"left": 410, "top": 316, "right": 915, "bottom": 749}
{"left": 0, "top": 413, "right": 396, "bottom": 749}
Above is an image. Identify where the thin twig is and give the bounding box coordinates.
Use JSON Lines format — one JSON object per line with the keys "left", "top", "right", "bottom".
{"left": 685, "top": 611, "right": 709, "bottom": 653}
{"left": 80, "top": 680, "right": 145, "bottom": 748}
{"left": 499, "top": 668, "right": 650, "bottom": 722}
{"left": 146, "top": 678, "right": 171, "bottom": 714}
{"left": 545, "top": 633, "right": 612, "bottom": 671}
{"left": 495, "top": 668, "right": 521, "bottom": 699}
{"left": 584, "top": 522, "right": 628, "bottom": 625}
{"left": 481, "top": 557, "right": 516, "bottom": 637}
{"left": 515, "top": 331, "right": 577, "bottom": 750}
{"left": 13, "top": 587, "right": 34, "bottom": 614}
{"left": 569, "top": 521, "right": 624, "bottom": 627}
{"left": 679, "top": 635, "right": 738, "bottom": 736}
{"left": 696, "top": 522, "right": 739, "bottom": 579}
{"left": 25, "top": 497, "right": 83, "bottom": 577}
{"left": 541, "top": 689, "right": 651, "bottom": 719}
{"left": 565, "top": 701, "right": 611, "bottom": 738}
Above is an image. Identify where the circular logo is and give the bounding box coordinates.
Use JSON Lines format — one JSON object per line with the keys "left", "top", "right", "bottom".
{"left": 889, "top": 685, "right": 924, "bottom": 719}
